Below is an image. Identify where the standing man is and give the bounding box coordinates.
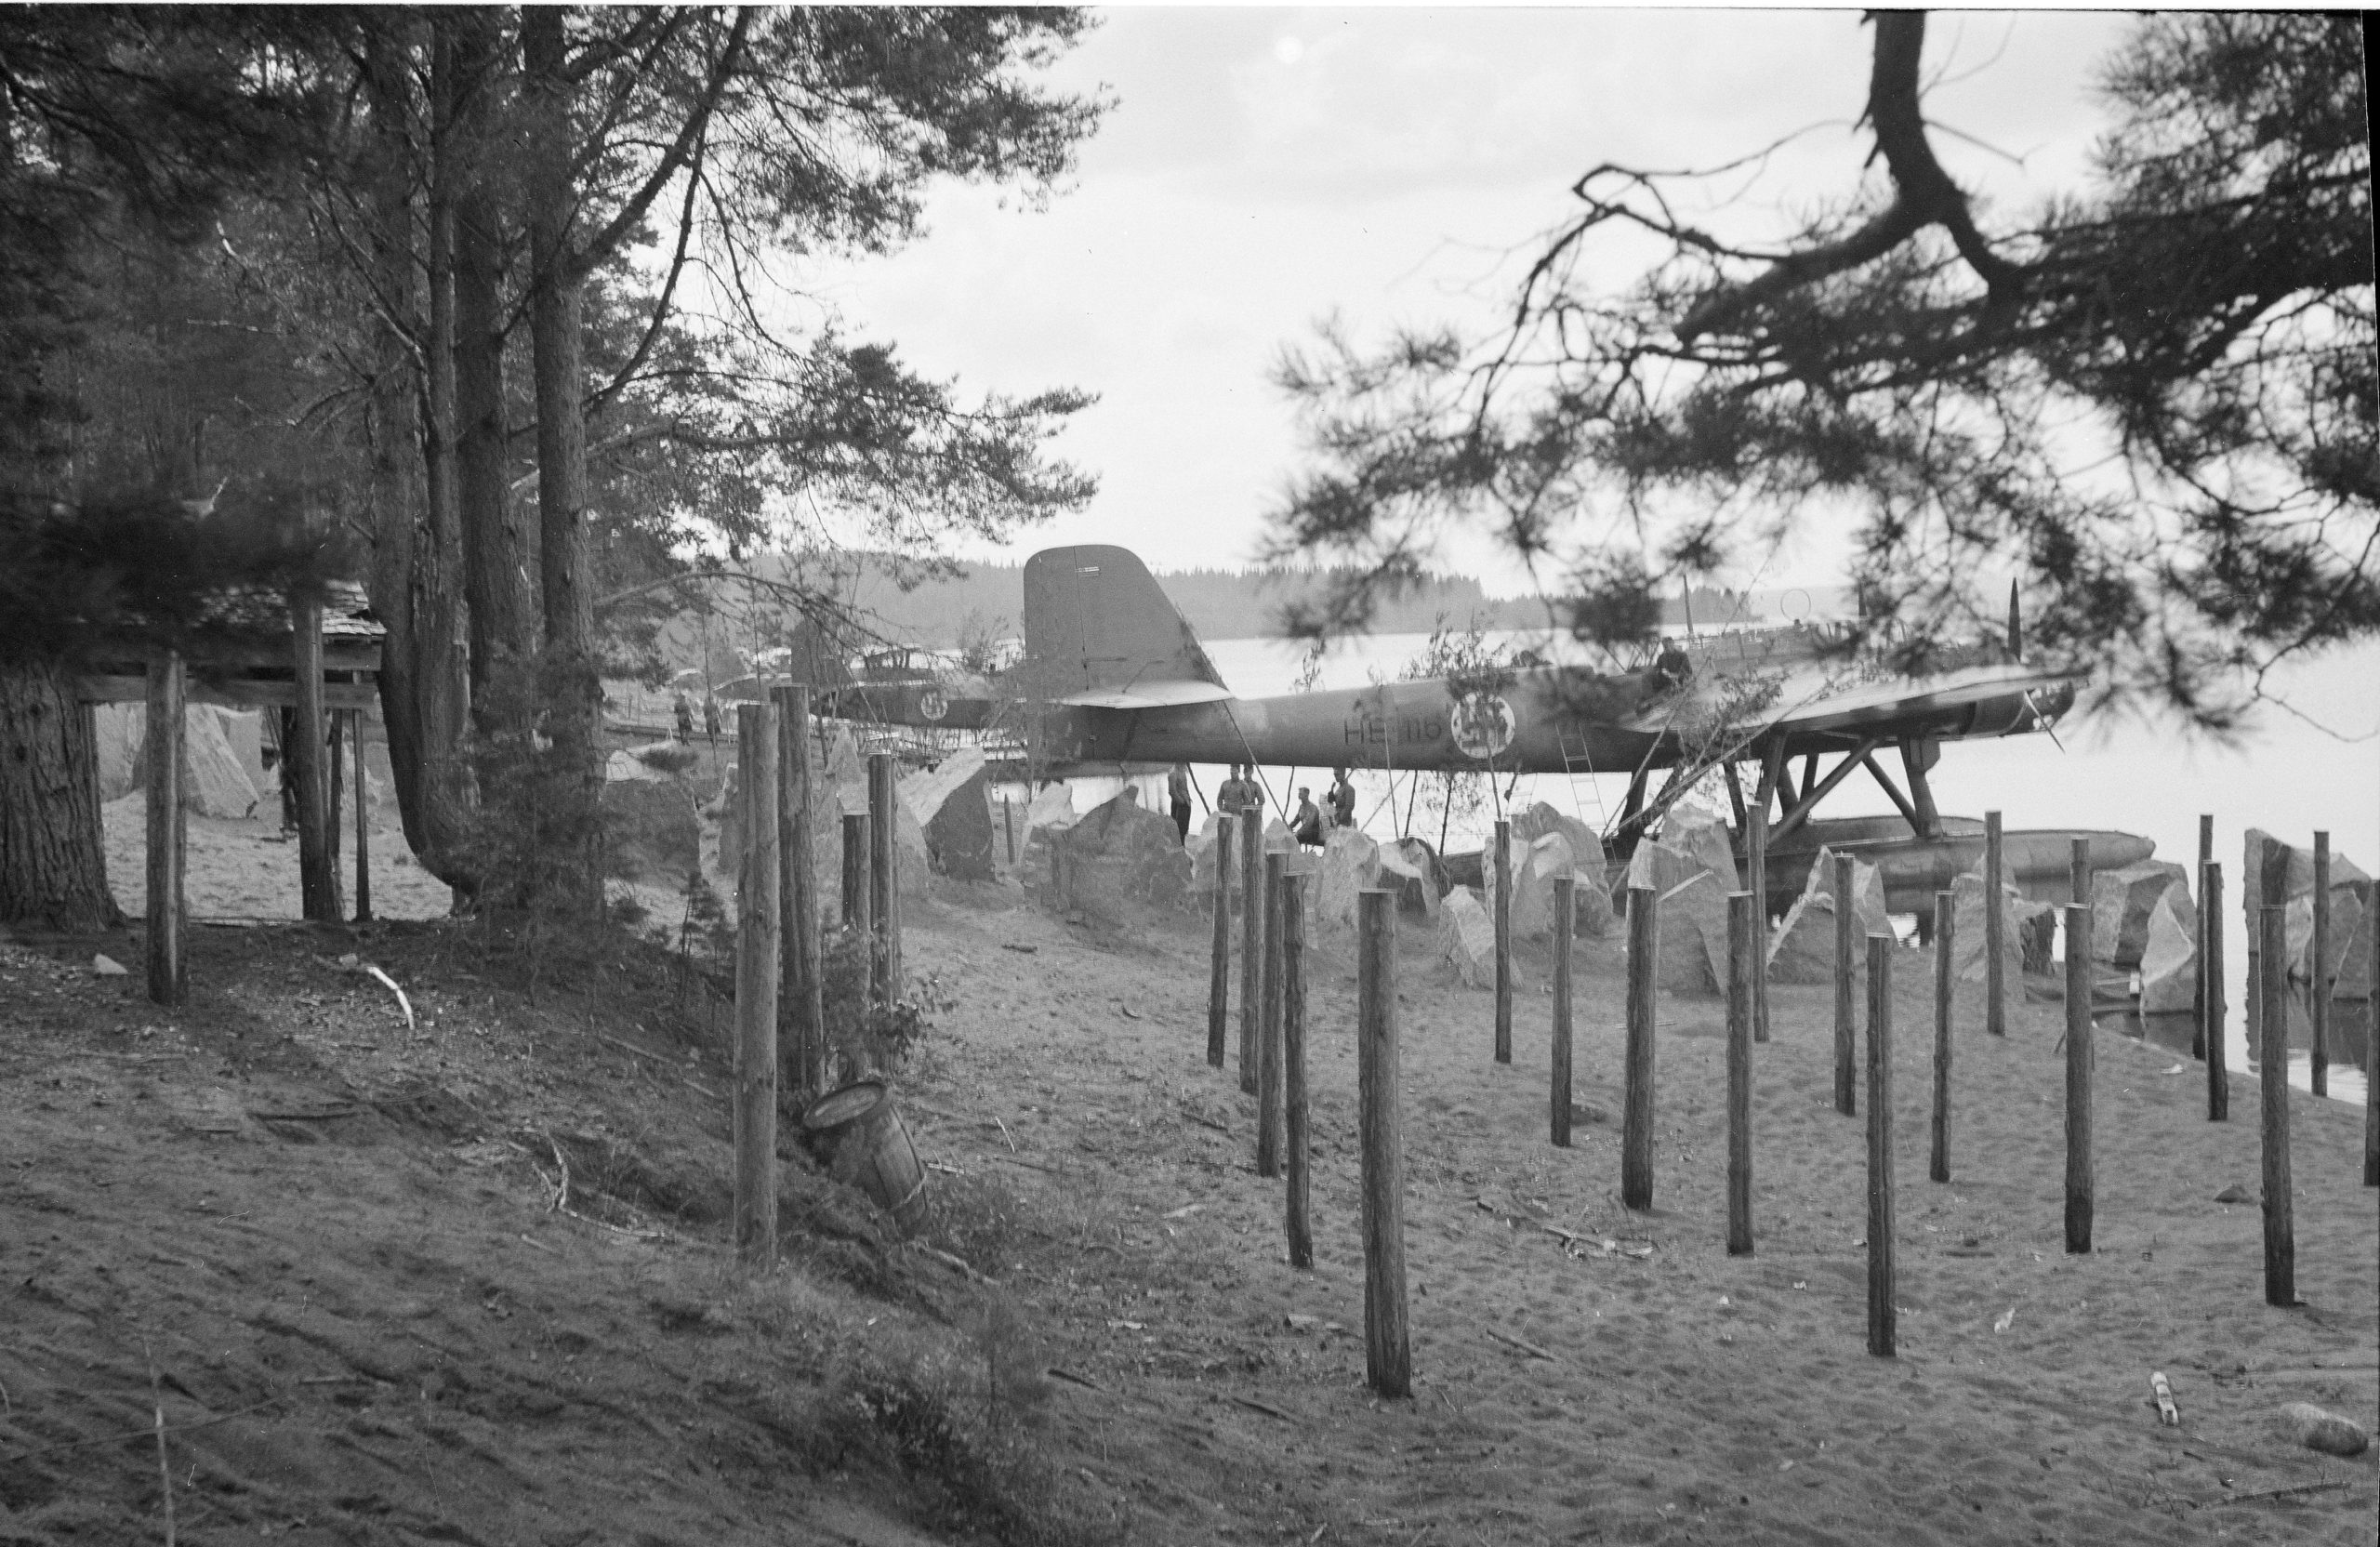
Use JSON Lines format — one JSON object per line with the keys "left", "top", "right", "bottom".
{"left": 702, "top": 694, "right": 722, "bottom": 747}
{"left": 1168, "top": 762, "right": 1194, "bottom": 845}
{"left": 673, "top": 691, "right": 694, "bottom": 743}
{"left": 1328, "top": 765, "right": 1357, "bottom": 830}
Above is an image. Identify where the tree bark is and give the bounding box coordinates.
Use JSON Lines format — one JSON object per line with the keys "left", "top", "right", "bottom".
{"left": 453, "top": 6, "right": 536, "bottom": 710}
{"left": 0, "top": 660, "right": 122, "bottom": 932}
{"left": 362, "top": 20, "right": 477, "bottom": 902}
{"left": 522, "top": 5, "right": 602, "bottom": 912}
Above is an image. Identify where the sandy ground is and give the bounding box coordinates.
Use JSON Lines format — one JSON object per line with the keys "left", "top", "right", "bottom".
{"left": 6, "top": 823, "right": 2373, "bottom": 1545}
{"left": 102, "top": 795, "right": 457, "bottom": 923}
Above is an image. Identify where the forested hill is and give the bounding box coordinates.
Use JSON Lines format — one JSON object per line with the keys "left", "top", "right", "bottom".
{"left": 835, "top": 557, "right": 1537, "bottom": 644}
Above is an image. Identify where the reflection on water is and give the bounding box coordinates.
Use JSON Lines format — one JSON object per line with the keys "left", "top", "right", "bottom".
{"left": 2106, "top": 989, "right": 2371, "bottom": 1106}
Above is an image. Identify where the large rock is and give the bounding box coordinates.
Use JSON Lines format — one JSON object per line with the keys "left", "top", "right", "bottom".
{"left": 1189, "top": 812, "right": 1229, "bottom": 896}
{"left": 1488, "top": 831, "right": 1589, "bottom": 943}
{"left": 1767, "top": 847, "right": 1888, "bottom": 984}
{"left": 2137, "top": 887, "right": 2199, "bottom": 1014}
{"left": 2089, "top": 860, "right": 2188, "bottom": 969}
{"left": 899, "top": 747, "right": 995, "bottom": 881}
{"left": 1438, "top": 888, "right": 1498, "bottom": 989}
{"left": 1047, "top": 793, "right": 1193, "bottom": 919}
{"left": 116, "top": 704, "right": 262, "bottom": 818}
{"left": 1314, "top": 826, "right": 1383, "bottom": 941}
{"left": 1509, "top": 801, "right": 1615, "bottom": 936}
{"left": 95, "top": 704, "right": 144, "bottom": 800}
{"left": 2242, "top": 827, "right": 2373, "bottom": 903}
{"left": 2276, "top": 1401, "right": 2369, "bottom": 1457}
{"left": 1659, "top": 807, "right": 1740, "bottom": 892}
{"left": 605, "top": 740, "right": 691, "bottom": 783}
{"left": 1380, "top": 837, "right": 1442, "bottom": 920}
{"left": 1624, "top": 839, "right": 1729, "bottom": 995}
{"left": 2285, "top": 884, "right": 2370, "bottom": 991}
{"left": 2017, "top": 899, "right": 2058, "bottom": 973}
{"left": 602, "top": 779, "right": 700, "bottom": 886}
{"left": 1949, "top": 872, "right": 2030, "bottom": 987}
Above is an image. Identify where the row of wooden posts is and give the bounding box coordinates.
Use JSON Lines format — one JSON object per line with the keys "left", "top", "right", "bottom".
{"left": 728, "top": 690, "right": 906, "bottom": 1265}
{"left": 144, "top": 620, "right": 373, "bottom": 1006}
{"left": 1204, "top": 810, "right": 2380, "bottom": 1395}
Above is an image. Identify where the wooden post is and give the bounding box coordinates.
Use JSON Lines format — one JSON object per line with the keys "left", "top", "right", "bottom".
{"left": 1492, "top": 817, "right": 1513, "bottom": 1064}
{"left": 1208, "top": 813, "right": 1235, "bottom": 1069}
{"left": 1833, "top": 853, "right": 1858, "bottom": 1114}
{"left": 2192, "top": 814, "right": 2213, "bottom": 1058}
{"left": 840, "top": 813, "right": 869, "bottom": 934}
{"left": 1751, "top": 743, "right": 1778, "bottom": 1043}
{"left": 1930, "top": 890, "right": 1952, "bottom": 1184}
{"left": 2064, "top": 902, "right": 2094, "bottom": 1255}
{"left": 289, "top": 593, "right": 337, "bottom": 922}
{"left": 2069, "top": 835, "right": 2091, "bottom": 910}
{"left": 350, "top": 711, "right": 372, "bottom": 923}
{"left": 733, "top": 703, "right": 781, "bottom": 1264}
{"left": 2310, "top": 833, "right": 2330, "bottom": 1098}
{"left": 2364, "top": 868, "right": 2377, "bottom": 1186}
{"left": 2203, "top": 862, "right": 2228, "bottom": 1122}
{"left": 1726, "top": 890, "right": 1753, "bottom": 1256}
{"left": 2258, "top": 845, "right": 2295, "bottom": 1305}
{"left": 1866, "top": 937, "right": 1896, "bottom": 1358}
{"left": 1984, "top": 811, "right": 2006, "bottom": 1037}
{"left": 1357, "top": 890, "right": 1408, "bottom": 1398}
{"left": 1283, "top": 873, "right": 1312, "bottom": 1269}
{"left": 326, "top": 706, "right": 344, "bottom": 872}
{"left": 1238, "top": 809, "right": 1263, "bottom": 1095}
{"left": 1622, "top": 883, "right": 1657, "bottom": 1210}
{"left": 866, "top": 752, "right": 899, "bottom": 1002}
{"left": 1001, "top": 797, "right": 1016, "bottom": 867}
{"left": 774, "top": 687, "right": 826, "bottom": 1102}
{"left": 1551, "top": 877, "right": 1575, "bottom": 1148}
{"left": 144, "top": 650, "right": 186, "bottom": 1007}
{"left": 1258, "top": 851, "right": 1287, "bottom": 1178}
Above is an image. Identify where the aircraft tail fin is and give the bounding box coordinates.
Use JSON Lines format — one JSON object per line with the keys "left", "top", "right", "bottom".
{"left": 1022, "top": 545, "right": 1233, "bottom": 708}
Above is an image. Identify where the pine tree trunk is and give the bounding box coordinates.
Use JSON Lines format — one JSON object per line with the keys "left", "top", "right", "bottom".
{"left": 362, "top": 20, "right": 478, "bottom": 902}
{"left": 523, "top": 5, "right": 603, "bottom": 913}
{"left": 452, "top": 6, "right": 536, "bottom": 712}
{"left": 0, "top": 659, "right": 123, "bottom": 932}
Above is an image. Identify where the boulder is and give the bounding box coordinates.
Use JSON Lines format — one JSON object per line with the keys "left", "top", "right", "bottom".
{"left": 1624, "top": 839, "right": 1729, "bottom": 995}
{"left": 122, "top": 704, "right": 262, "bottom": 819}
{"left": 1509, "top": 801, "right": 1615, "bottom": 936}
{"left": 899, "top": 747, "right": 995, "bottom": 880}
{"left": 602, "top": 779, "right": 701, "bottom": 886}
{"left": 1189, "top": 812, "right": 1228, "bottom": 895}
{"left": 2242, "top": 827, "right": 2373, "bottom": 902}
{"left": 95, "top": 704, "right": 143, "bottom": 800}
{"left": 2017, "top": 900, "right": 2058, "bottom": 973}
{"left": 2137, "top": 887, "right": 2199, "bottom": 1015}
{"left": 1438, "top": 888, "right": 1498, "bottom": 989}
{"left": 1659, "top": 806, "right": 1741, "bottom": 892}
{"left": 2285, "top": 885, "right": 2369, "bottom": 991}
{"left": 605, "top": 741, "right": 686, "bottom": 783}
{"left": 2276, "top": 1401, "right": 2369, "bottom": 1458}
{"left": 1314, "top": 826, "right": 1383, "bottom": 941}
{"left": 1488, "top": 831, "right": 1588, "bottom": 943}
{"left": 1047, "top": 793, "right": 1193, "bottom": 919}
{"left": 2089, "top": 860, "right": 2188, "bottom": 969}
{"left": 1380, "top": 837, "right": 1442, "bottom": 921}
{"left": 1768, "top": 847, "right": 1889, "bottom": 984}
{"left": 1949, "top": 872, "right": 2030, "bottom": 987}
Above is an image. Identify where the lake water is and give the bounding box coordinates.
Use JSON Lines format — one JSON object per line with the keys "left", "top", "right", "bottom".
{"left": 1055, "top": 628, "right": 2378, "bottom": 1107}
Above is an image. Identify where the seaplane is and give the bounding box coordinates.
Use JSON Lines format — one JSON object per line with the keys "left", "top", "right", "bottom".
{"left": 819, "top": 544, "right": 2154, "bottom": 908}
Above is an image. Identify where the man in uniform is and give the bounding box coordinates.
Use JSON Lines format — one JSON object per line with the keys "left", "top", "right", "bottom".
{"left": 1168, "top": 762, "right": 1194, "bottom": 844}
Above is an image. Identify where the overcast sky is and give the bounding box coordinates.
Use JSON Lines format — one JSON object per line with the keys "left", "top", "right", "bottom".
{"left": 795, "top": 7, "right": 2136, "bottom": 594}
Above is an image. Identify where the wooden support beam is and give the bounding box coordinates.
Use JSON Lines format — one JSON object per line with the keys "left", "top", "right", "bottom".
{"left": 734, "top": 703, "right": 781, "bottom": 1264}
{"left": 78, "top": 674, "right": 382, "bottom": 711}
{"left": 350, "top": 711, "right": 372, "bottom": 923}
{"left": 1860, "top": 752, "right": 1923, "bottom": 834}
{"left": 289, "top": 595, "right": 337, "bottom": 922}
{"left": 144, "top": 651, "right": 186, "bottom": 1007}
{"left": 1771, "top": 738, "right": 1884, "bottom": 844}
{"left": 1721, "top": 760, "right": 1747, "bottom": 833}
{"left": 1900, "top": 736, "right": 1943, "bottom": 839}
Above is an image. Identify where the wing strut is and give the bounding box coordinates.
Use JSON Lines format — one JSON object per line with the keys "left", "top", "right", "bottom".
{"left": 1769, "top": 736, "right": 1884, "bottom": 844}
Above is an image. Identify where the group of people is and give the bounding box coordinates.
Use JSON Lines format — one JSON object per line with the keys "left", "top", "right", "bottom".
{"left": 672, "top": 690, "right": 722, "bottom": 745}
{"left": 1203, "top": 761, "right": 1356, "bottom": 851}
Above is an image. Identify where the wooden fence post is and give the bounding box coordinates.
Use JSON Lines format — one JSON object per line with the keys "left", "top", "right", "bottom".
{"left": 866, "top": 752, "right": 900, "bottom": 1002}
{"left": 1750, "top": 747, "right": 1774, "bottom": 1043}
{"left": 2203, "top": 862, "right": 2228, "bottom": 1121}
{"left": 1259, "top": 851, "right": 1287, "bottom": 1178}
{"left": 144, "top": 650, "right": 186, "bottom": 1007}
{"left": 774, "top": 687, "right": 826, "bottom": 1101}
{"left": 1726, "top": 890, "right": 1753, "bottom": 1256}
{"left": 841, "top": 813, "right": 870, "bottom": 935}
{"left": 1493, "top": 817, "right": 1513, "bottom": 1064}
{"left": 2070, "top": 835, "right": 2091, "bottom": 912}
{"left": 1239, "top": 810, "right": 1263, "bottom": 1095}
{"left": 2258, "top": 840, "right": 2295, "bottom": 1305}
{"left": 2064, "top": 902, "right": 2094, "bottom": 1255}
{"left": 1984, "top": 811, "right": 2005, "bottom": 1037}
{"left": 2364, "top": 872, "right": 2377, "bottom": 1186}
{"left": 2310, "top": 832, "right": 2330, "bottom": 1098}
{"left": 1867, "top": 936, "right": 1896, "bottom": 1357}
{"left": 1552, "top": 877, "right": 1575, "bottom": 1148}
{"left": 1931, "top": 890, "right": 1953, "bottom": 1184}
{"left": 734, "top": 703, "right": 781, "bottom": 1264}
{"left": 1284, "top": 873, "right": 1312, "bottom": 1269}
{"left": 1834, "top": 853, "right": 1857, "bottom": 1114}
{"left": 350, "top": 711, "right": 372, "bottom": 923}
{"left": 289, "top": 593, "right": 337, "bottom": 922}
{"left": 1357, "top": 890, "right": 1408, "bottom": 1397}
{"left": 1208, "top": 813, "right": 1235, "bottom": 1069}
{"left": 2192, "top": 814, "right": 2213, "bottom": 1058}
{"left": 1622, "top": 883, "right": 1658, "bottom": 1210}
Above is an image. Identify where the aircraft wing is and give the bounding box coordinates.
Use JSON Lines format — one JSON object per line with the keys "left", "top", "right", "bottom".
{"left": 1054, "top": 681, "right": 1236, "bottom": 710}
{"left": 1756, "top": 663, "right": 2081, "bottom": 739}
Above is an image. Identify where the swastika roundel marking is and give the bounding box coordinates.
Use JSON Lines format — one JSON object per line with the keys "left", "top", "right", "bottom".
{"left": 918, "top": 687, "right": 948, "bottom": 722}
{"left": 1451, "top": 691, "right": 1516, "bottom": 760}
